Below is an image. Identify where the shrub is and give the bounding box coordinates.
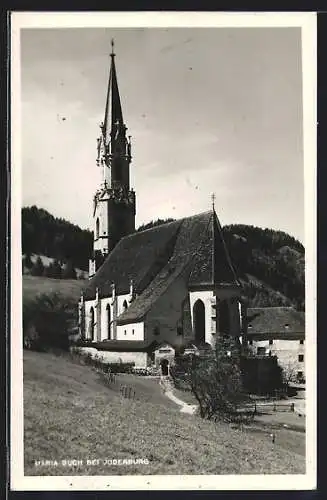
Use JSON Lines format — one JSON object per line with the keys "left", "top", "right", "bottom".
{"left": 23, "top": 292, "right": 77, "bottom": 351}
{"left": 240, "top": 355, "right": 284, "bottom": 395}
{"left": 30, "top": 256, "right": 44, "bottom": 276}
{"left": 189, "top": 337, "right": 250, "bottom": 422}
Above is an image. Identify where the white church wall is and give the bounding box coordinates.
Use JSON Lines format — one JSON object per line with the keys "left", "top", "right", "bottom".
{"left": 100, "top": 297, "right": 112, "bottom": 341}
{"left": 189, "top": 290, "right": 215, "bottom": 346}
{"left": 84, "top": 299, "right": 97, "bottom": 341}
{"left": 93, "top": 195, "right": 109, "bottom": 254}
{"left": 145, "top": 271, "right": 190, "bottom": 347}
{"left": 116, "top": 293, "right": 132, "bottom": 317}
{"left": 76, "top": 347, "right": 148, "bottom": 368}
{"left": 116, "top": 322, "right": 144, "bottom": 341}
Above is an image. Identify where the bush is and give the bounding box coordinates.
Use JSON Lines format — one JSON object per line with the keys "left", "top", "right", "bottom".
{"left": 30, "top": 256, "right": 44, "bottom": 276}
{"left": 240, "top": 355, "right": 284, "bottom": 395}
{"left": 104, "top": 362, "right": 135, "bottom": 374}
{"left": 189, "top": 337, "right": 250, "bottom": 421}
{"left": 23, "top": 292, "right": 77, "bottom": 351}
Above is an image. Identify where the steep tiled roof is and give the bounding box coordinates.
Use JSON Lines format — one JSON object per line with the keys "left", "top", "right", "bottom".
{"left": 84, "top": 210, "right": 240, "bottom": 322}
{"left": 83, "top": 219, "right": 182, "bottom": 300}
{"left": 246, "top": 307, "right": 305, "bottom": 337}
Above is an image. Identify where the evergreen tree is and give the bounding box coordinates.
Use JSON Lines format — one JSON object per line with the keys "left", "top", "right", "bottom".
{"left": 51, "top": 259, "right": 62, "bottom": 279}
{"left": 23, "top": 253, "right": 33, "bottom": 269}
{"left": 31, "top": 256, "right": 44, "bottom": 276}
{"left": 62, "top": 260, "right": 77, "bottom": 280}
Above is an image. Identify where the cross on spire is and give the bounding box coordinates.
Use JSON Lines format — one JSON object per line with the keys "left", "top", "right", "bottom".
{"left": 111, "top": 38, "right": 115, "bottom": 57}
{"left": 211, "top": 193, "right": 216, "bottom": 210}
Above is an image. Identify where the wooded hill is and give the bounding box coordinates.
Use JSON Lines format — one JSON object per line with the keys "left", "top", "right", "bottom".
{"left": 21, "top": 206, "right": 304, "bottom": 310}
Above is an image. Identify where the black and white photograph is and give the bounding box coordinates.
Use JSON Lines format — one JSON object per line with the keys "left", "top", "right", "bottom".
{"left": 10, "top": 12, "right": 316, "bottom": 491}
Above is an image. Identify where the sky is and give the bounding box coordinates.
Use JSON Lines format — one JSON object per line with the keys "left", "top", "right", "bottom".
{"left": 21, "top": 26, "right": 304, "bottom": 242}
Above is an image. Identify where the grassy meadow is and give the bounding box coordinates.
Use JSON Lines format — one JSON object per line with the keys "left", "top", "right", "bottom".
{"left": 24, "top": 350, "right": 305, "bottom": 476}
{"left": 23, "top": 275, "right": 87, "bottom": 303}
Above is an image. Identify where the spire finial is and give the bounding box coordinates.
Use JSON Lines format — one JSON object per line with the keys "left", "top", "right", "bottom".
{"left": 211, "top": 193, "right": 216, "bottom": 210}
{"left": 111, "top": 38, "right": 115, "bottom": 57}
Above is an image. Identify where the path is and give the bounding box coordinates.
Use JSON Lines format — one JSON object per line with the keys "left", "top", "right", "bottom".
{"left": 159, "top": 376, "right": 198, "bottom": 414}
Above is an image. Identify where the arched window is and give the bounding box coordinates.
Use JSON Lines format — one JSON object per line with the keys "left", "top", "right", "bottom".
{"left": 123, "top": 299, "right": 128, "bottom": 312}
{"left": 95, "top": 218, "right": 100, "bottom": 239}
{"left": 89, "top": 307, "right": 95, "bottom": 341}
{"left": 106, "top": 304, "right": 111, "bottom": 340}
{"left": 193, "top": 299, "right": 205, "bottom": 345}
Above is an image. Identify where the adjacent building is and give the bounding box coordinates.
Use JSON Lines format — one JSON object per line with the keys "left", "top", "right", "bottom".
{"left": 245, "top": 307, "right": 305, "bottom": 382}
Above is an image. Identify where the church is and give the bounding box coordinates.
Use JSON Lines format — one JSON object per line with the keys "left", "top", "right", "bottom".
{"left": 78, "top": 42, "right": 244, "bottom": 369}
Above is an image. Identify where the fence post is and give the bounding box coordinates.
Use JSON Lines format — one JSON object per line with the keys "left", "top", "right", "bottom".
{"left": 254, "top": 402, "right": 257, "bottom": 415}
{"left": 290, "top": 402, "right": 295, "bottom": 412}
{"left": 273, "top": 403, "right": 276, "bottom": 412}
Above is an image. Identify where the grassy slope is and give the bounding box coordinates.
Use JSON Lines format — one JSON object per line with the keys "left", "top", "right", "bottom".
{"left": 24, "top": 351, "right": 305, "bottom": 476}
{"left": 23, "top": 275, "right": 87, "bottom": 303}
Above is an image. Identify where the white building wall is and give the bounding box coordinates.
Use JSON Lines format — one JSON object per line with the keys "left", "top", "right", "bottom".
{"left": 77, "top": 347, "right": 148, "bottom": 368}
{"left": 94, "top": 196, "right": 109, "bottom": 254}
{"left": 249, "top": 338, "right": 305, "bottom": 379}
{"left": 100, "top": 297, "right": 113, "bottom": 341}
{"left": 116, "top": 322, "right": 144, "bottom": 341}
{"left": 84, "top": 299, "right": 97, "bottom": 341}
{"left": 116, "top": 293, "right": 132, "bottom": 316}
{"left": 189, "top": 290, "right": 215, "bottom": 346}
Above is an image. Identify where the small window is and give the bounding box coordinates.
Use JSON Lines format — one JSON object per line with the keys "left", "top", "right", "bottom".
{"left": 123, "top": 300, "right": 128, "bottom": 312}
{"left": 298, "top": 354, "right": 304, "bottom": 362}
{"left": 269, "top": 339, "right": 273, "bottom": 345}
{"left": 300, "top": 339, "right": 304, "bottom": 345}
{"left": 132, "top": 329, "right": 135, "bottom": 335}
{"left": 124, "top": 330, "right": 127, "bottom": 335}
{"left": 249, "top": 340, "right": 253, "bottom": 346}
{"left": 257, "top": 347, "right": 266, "bottom": 356}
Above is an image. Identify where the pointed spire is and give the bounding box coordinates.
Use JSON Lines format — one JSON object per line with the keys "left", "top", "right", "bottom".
{"left": 211, "top": 193, "right": 216, "bottom": 211}
{"left": 102, "top": 39, "right": 124, "bottom": 146}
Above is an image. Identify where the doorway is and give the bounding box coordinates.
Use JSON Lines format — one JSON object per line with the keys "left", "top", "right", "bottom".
{"left": 160, "top": 358, "right": 169, "bottom": 376}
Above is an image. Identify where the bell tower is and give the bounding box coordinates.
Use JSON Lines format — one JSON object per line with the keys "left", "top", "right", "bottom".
{"left": 89, "top": 40, "right": 136, "bottom": 277}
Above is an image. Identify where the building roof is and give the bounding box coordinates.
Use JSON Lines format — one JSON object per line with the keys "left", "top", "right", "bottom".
{"left": 83, "top": 339, "right": 177, "bottom": 352}
{"left": 246, "top": 307, "right": 305, "bottom": 338}
{"left": 83, "top": 211, "right": 240, "bottom": 322}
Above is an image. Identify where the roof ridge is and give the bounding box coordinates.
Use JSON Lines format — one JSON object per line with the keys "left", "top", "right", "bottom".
{"left": 248, "top": 306, "right": 297, "bottom": 310}
{"left": 135, "top": 210, "right": 213, "bottom": 236}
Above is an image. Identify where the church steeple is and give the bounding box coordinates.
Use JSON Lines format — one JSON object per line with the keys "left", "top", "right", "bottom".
{"left": 90, "top": 40, "right": 136, "bottom": 278}
{"left": 102, "top": 39, "right": 124, "bottom": 148}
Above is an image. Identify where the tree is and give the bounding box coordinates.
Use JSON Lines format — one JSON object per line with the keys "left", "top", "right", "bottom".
{"left": 137, "top": 218, "right": 175, "bottom": 232}
{"left": 30, "top": 256, "right": 44, "bottom": 276}
{"left": 23, "top": 253, "right": 33, "bottom": 269}
{"left": 62, "top": 260, "right": 77, "bottom": 280}
{"left": 23, "top": 292, "right": 77, "bottom": 351}
{"left": 189, "top": 336, "right": 247, "bottom": 421}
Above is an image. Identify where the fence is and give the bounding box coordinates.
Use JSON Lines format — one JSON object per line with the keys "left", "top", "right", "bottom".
{"left": 100, "top": 371, "right": 153, "bottom": 402}
{"left": 252, "top": 401, "right": 295, "bottom": 414}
